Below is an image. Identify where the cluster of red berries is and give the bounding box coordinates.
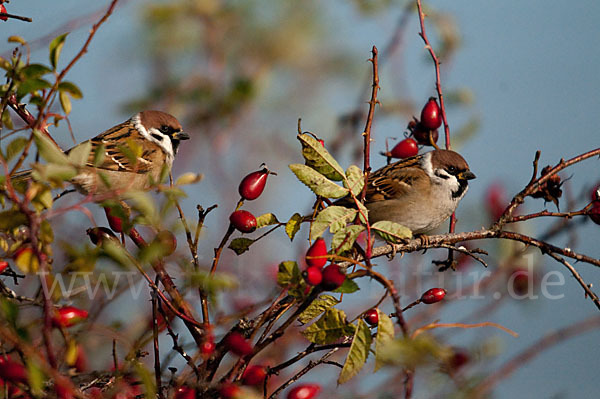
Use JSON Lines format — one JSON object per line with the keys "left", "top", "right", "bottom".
{"left": 229, "top": 166, "right": 274, "bottom": 233}
{"left": 302, "top": 238, "right": 346, "bottom": 291}
{"left": 590, "top": 184, "right": 600, "bottom": 225}
{"left": 386, "top": 97, "right": 442, "bottom": 159}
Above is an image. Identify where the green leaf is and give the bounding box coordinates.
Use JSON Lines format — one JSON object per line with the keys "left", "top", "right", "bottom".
{"left": 8, "top": 36, "right": 27, "bottom": 45}
{"left": 5, "top": 137, "right": 28, "bottom": 162}
{"left": 277, "top": 260, "right": 301, "bottom": 288}
{"left": 33, "top": 187, "right": 53, "bottom": 211}
{"left": 298, "top": 294, "right": 340, "bottom": 324}
{"left": 133, "top": 361, "right": 156, "bottom": 399}
{"left": 92, "top": 143, "right": 106, "bottom": 167}
{"left": 0, "top": 298, "right": 19, "bottom": 327}
{"left": 16, "top": 77, "right": 51, "bottom": 98}
{"left": 59, "top": 90, "right": 71, "bottom": 114}
{"left": 175, "top": 172, "right": 203, "bottom": 185}
{"left": 67, "top": 141, "right": 91, "bottom": 167}
{"left": 33, "top": 129, "right": 69, "bottom": 165}
{"left": 256, "top": 212, "right": 279, "bottom": 228}
{"left": 32, "top": 163, "right": 77, "bottom": 183}
{"left": 285, "top": 213, "right": 303, "bottom": 241}
{"left": 310, "top": 206, "right": 357, "bottom": 241}
{"left": 0, "top": 57, "right": 11, "bottom": 71}
{"left": 126, "top": 191, "right": 158, "bottom": 226}
{"left": 371, "top": 220, "right": 412, "bottom": 243}
{"left": 331, "top": 225, "right": 365, "bottom": 254}
{"left": 0, "top": 210, "right": 27, "bottom": 230}
{"left": 2, "top": 109, "right": 13, "bottom": 129}
{"left": 298, "top": 133, "right": 345, "bottom": 181}
{"left": 58, "top": 81, "right": 83, "bottom": 99}
{"left": 21, "top": 63, "right": 52, "bottom": 79}
{"left": 228, "top": 237, "right": 255, "bottom": 255}
{"left": 289, "top": 163, "right": 348, "bottom": 199}
{"left": 375, "top": 334, "right": 451, "bottom": 369}
{"left": 302, "top": 308, "right": 356, "bottom": 344}
{"left": 375, "top": 310, "right": 395, "bottom": 372}
{"left": 49, "top": 33, "right": 68, "bottom": 70}
{"left": 101, "top": 239, "right": 132, "bottom": 269}
{"left": 343, "top": 165, "right": 364, "bottom": 197}
{"left": 333, "top": 278, "right": 360, "bottom": 294}
{"left": 26, "top": 360, "right": 45, "bottom": 396}
{"left": 338, "top": 319, "right": 372, "bottom": 384}
{"left": 187, "top": 270, "right": 238, "bottom": 301}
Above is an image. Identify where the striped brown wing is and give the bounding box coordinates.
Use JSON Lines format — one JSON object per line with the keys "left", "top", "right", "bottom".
{"left": 366, "top": 155, "right": 426, "bottom": 202}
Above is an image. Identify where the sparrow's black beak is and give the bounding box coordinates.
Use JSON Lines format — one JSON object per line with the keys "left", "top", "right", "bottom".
{"left": 458, "top": 170, "right": 476, "bottom": 181}
{"left": 173, "top": 131, "right": 190, "bottom": 141}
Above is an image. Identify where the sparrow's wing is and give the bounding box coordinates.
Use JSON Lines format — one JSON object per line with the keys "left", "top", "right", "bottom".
{"left": 366, "top": 155, "right": 427, "bottom": 202}
{"left": 68, "top": 121, "right": 163, "bottom": 174}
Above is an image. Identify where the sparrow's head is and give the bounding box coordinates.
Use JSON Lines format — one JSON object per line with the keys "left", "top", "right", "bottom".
{"left": 423, "top": 149, "right": 476, "bottom": 199}
{"left": 134, "top": 110, "right": 189, "bottom": 159}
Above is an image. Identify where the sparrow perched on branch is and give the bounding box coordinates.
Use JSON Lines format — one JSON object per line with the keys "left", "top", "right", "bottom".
{"left": 12, "top": 110, "right": 189, "bottom": 196}
{"left": 357, "top": 149, "right": 475, "bottom": 234}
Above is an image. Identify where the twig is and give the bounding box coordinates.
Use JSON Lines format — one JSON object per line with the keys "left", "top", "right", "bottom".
{"left": 0, "top": 12, "right": 32, "bottom": 22}
{"left": 151, "top": 278, "right": 164, "bottom": 399}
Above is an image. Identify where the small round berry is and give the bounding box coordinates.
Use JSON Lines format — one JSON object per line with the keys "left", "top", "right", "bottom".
{"left": 0, "top": 261, "right": 8, "bottom": 274}
{"left": 0, "top": 357, "right": 28, "bottom": 383}
{"left": 305, "top": 238, "right": 328, "bottom": 268}
{"left": 174, "top": 386, "right": 196, "bottom": 399}
{"left": 420, "top": 97, "right": 442, "bottom": 130}
{"left": 224, "top": 332, "right": 253, "bottom": 356}
{"left": 449, "top": 348, "right": 470, "bottom": 371}
{"left": 363, "top": 308, "right": 379, "bottom": 326}
{"left": 287, "top": 383, "right": 321, "bottom": 399}
{"left": 201, "top": 340, "right": 216, "bottom": 358}
{"left": 510, "top": 268, "right": 530, "bottom": 296}
{"left": 53, "top": 306, "right": 89, "bottom": 328}
{"left": 239, "top": 167, "right": 271, "bottom": 201}
{"left": 390, "top": 138, "right": 419, "bottom": 159}
{"left": 229, "top": 210, "right": 257, "bottom": 233}
{"left": 420, "top": 288, "right": 446, "bottom": 304}
{"left": 591, "top": 184, "right": 600, "bottom": 203}
{"left": 303, "top": 267, "right": 323, "bottom": 286}
{"left": 241, "top": 365, "right": 267, "bottom": 386}
{"left": 321, "top": 264, "right": 346, "bottom": 291}
{"left": 219, "top": 384, "right": 241, "bottom": 399}
{"left": 0, "top": 5, "right": 7, "bottom": 21}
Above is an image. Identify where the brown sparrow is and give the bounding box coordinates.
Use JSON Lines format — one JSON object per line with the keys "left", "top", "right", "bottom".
{"left": 361, "top": 149, "right": 475, "bottom": 234}
{"left": 13, "top": 110, "right": 189, "bottom": 196}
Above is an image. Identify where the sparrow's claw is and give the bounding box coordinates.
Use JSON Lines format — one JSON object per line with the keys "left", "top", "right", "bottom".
{"left": 416, "top": 234, "right": 430, "bottom": 248}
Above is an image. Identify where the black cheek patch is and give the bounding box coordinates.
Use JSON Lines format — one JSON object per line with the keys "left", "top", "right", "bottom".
{"left": 151, "top": 133, "right": 163, "bottom": 141}
{"left": 435, "top": 170, "right": 449, "bottom": 180}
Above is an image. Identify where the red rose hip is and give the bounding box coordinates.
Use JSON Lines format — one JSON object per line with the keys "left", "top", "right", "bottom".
{"left": 303, "top": 267, "right": 323, "bottom": 286}
{"left": 239, "top": 167, "right": 271, "bottom": 201}
{"left": 53, "top": 306, "right": 89, "bottom": 328}
{"left": 0, "top": 5, "right": 7, "bottom": 21}
{"left": 305, "top": 238, "right": 328, "bottom": 268}
{"left": 242, "top": 365, "right": 267, "bottom": 386}
{"left": 321, "top": 264, "right": 346, "bottom": 290}
{"left": 590, "top": 203, "right": 600, "bottom": 225}
{"left": 229, "top": 210, "right": 257, "bottom": 233}
{"left": 420, "top": 288, "right": 446, "bottom": 304}
{"left": 390, "top": 138, "right": 419, "bottom": 159}
{"left": 363, "top": 308, "right": 379, "bottom": 326}
{"left": 225, "top": 332, "right": 253, "bottom": 356}
{"left": 287, "top": 383, "right": 321, "bottom": 399}
{"left": 420, "top": 97, "right": 442, "bottom": 130}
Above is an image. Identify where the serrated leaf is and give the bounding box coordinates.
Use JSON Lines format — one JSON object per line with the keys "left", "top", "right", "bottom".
{"left": 338, "top": 319, "right": 372, "bottom": 384}
{"left": 310, "top": 206, "right": 357, "bottom": 241}
{"left": 331, "top": 225, "right": 365, "bottom": 254}
{"left": 298, "top": 294, "right": 340, "bottom": 324}
{"left": 289, "top": 163, "right": 348, "bottom": 199}
{"left": 59, "top": 90, "right": 71, "bottom": 114}
{"left": 58, "top": 81, "right": 83, "bottom": 99}
{"left": 21, "top": 63, "right": 52, "bottom": 79}
{"left": 298, "top": 133, "right": 345, "bottom": 181}
{"left": 256, "top": 212, "right": 279, "bottom": 228}
{"left": 33, "top": 129, "right": 69, "bottom": 165}
{"left": 344, "top": 165, "right": 364, "bottom": 197}
{"left": 375, "top": 310, "right": 395, "bottom": 372}
{"left": 228, "top": 237, "right": 255, "bottom": 255}
{"left": 5, "top": 137, "right": 28, "bottom": 162}
{"left": 16, "top": 77, "right": 51, "bottom": 98}
{"left": 333, "top": 278, "right": 360, "bottom": 294}
{"left": 175, "top": 172, "right": 202, "bottom": 185}
{"left": 32, "top": 163, "right": 77, "bottom": 183}
{"left": 49, "top": 33, "right": 68, "bottom": 70}
{"left": 285, "top": 213, "right": 303, "bottom": 241}
{"left": 67, "top": 141, "right": 91, "bottom": 167}
{"left": 302, "top": 308, "right": 356, "bottom": 344}
{"left": 277, "top": 261, "right": 301, "bottom": 288}
{"left": 371, "top": 220, "right": 412, "bottom": 243}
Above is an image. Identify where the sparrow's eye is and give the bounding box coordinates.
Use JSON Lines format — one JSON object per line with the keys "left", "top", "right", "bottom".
{"left": 160, "top": 125, "right": 172, "bottom": 134}
{"left": 446, "top": 166, "right": 457, "bottom": 174}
